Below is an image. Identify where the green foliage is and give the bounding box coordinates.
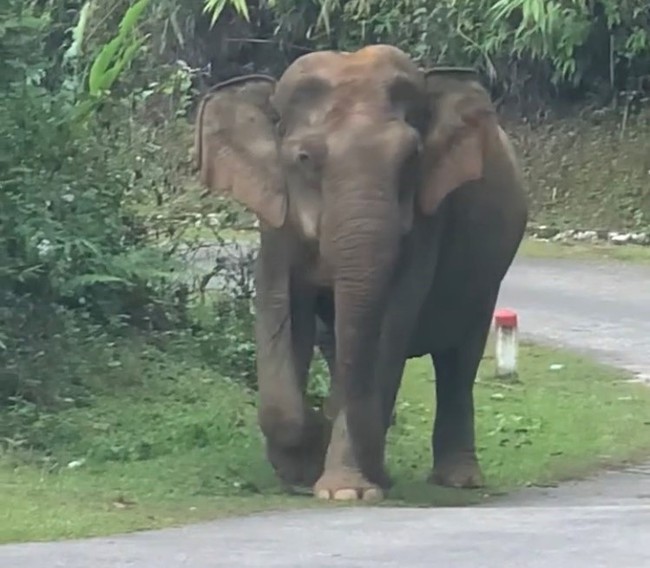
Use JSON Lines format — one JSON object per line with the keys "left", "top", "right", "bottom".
{"left": 203, "top": 0, "right": 250, "bottom": 26}
{"left": 0, "top": 87, "right": 172, "bottom": 306}
{"left": 0, "top": 0, "right": 323, "bottom": 412}
{"left": 0, "top": 2, "right": 50, "bottom": 87}
{"left": 0, "top": 337, "right": 263, "bottom": 467}
{"left": 3, "top": 342, "right": 650, "bottom": 543}
{"left": 87, "top": 0, "right": 152, "bottom": 96}
{"left": 0, "top": 0, "right": 219, "bottom": 407}
{"left": 486, "top": 0, "right": 592, "bottom": 84}
{"left": 194, "top": 296, "right": 257, "bottom": 391}
{"left": 266, "top": 0, "right": 650, "bottom": 98}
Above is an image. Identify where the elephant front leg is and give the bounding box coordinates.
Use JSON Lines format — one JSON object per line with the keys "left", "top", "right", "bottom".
{"left": 313, "top": 316, "right": 385, "bottom": 500}
{"left": 429, "top": 302, "right": 496, "bottom": 488}
{"left": 311, "top": 282, "right": 392, "bottom": 501}
{"left": 313, "top": 407, "right": 386, "bottom": 501}
{"left": 255, "top": 240, "right": 331, "bottom": 491}
{"left": 257, "top": 292, "right": 330, "bottom": 490}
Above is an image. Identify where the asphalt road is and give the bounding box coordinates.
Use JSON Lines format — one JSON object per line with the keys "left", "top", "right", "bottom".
{"left": 501, "top": 257, "right": 650, "bottom": 384}
{"left": 2, "top": 252, "right": 649, "bottom": 567}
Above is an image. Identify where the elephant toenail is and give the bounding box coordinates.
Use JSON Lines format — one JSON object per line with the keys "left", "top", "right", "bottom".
{"left": 333, "top": 489, "right": 359, "bottom": 501}
{"left": 362, "top": 488, "right": 384, "bottom": 502}
{"left": 316, "top": 489, "right": 331, "bottom": 500}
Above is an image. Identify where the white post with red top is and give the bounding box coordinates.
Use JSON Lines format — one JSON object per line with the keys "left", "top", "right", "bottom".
{"left": 493, "top": 308, "right": 519, "bottom": 378}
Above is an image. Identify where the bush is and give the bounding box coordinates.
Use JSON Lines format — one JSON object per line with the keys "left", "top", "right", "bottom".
{"left": 0, "top": 1, "right": 325, "bottom": 413}
{"left": 0, "top": 1, "right": 219, "bottom": 407}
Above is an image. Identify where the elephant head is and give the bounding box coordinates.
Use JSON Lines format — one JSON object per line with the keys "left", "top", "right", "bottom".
{"left": 193, "top": 46, "right": 495, "bottom": 237}
{"left": 194, "top": 45, "right": 498, "bottom": 478}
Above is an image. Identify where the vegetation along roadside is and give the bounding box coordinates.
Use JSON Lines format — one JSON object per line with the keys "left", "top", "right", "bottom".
{"left": 2, "top": 0, "right": 650, "bottom": 546}
{"left": 2, "top": 338, "right": 650, "bottom": 544}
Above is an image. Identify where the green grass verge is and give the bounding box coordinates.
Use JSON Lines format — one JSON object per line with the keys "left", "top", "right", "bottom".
{"left": 518, "top": 238, "right": 650, "bottom": 263}
{"left": 2, "top": 340, "right": 650, "bottom": 544}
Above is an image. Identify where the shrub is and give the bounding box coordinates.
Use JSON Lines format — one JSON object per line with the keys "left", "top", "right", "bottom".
{"left": 0, "top": 1, "right": 199, "bottom": 406}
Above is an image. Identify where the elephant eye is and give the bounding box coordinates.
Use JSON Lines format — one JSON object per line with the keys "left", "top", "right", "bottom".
{"left": 397, "top": 143, "right": 422, "bottom": 196}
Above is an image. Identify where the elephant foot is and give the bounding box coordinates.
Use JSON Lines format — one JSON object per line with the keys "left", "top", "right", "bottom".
{"left": 265, "top": 411, "right": 332, "bottom": 491}
{"left": 429, "top": 455, "right": 484, "bottom": 489}
{"left": 313, "top": 469, "right": 384, "bottom": 502}
{"left": 268, "top": 444, "right": 326, "bottom": 491}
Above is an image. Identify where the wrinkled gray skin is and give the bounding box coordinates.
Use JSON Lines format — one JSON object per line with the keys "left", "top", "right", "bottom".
{"left": 194, "top": 45, "right": 528, "bottom": 501}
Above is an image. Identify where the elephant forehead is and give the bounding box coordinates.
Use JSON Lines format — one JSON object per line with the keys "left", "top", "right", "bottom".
{"left": 276, "top": 45, "right": 417, "bottom": 105}
{"left": 343, "top": 44, "right": 419, "bottom": 76}
{"left": 283, "top": 45, "right": 408, "bottom": 77}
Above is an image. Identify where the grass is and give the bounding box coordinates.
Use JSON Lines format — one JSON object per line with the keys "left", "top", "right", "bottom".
{"left": 518, "top": 238, "right": 650, "bottom": 263}
{"left": 2, "top": 338, "right": 650, "bottom": 544}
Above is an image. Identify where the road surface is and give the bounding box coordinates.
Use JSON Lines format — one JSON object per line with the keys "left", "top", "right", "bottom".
{"left": 1, "top": 253, "right": 649, "bottom": 567}
{"left": 501, "top": 257, "right": 650, "bottom": 384}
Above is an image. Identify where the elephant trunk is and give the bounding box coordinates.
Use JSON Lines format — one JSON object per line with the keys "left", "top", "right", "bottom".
{"left": 323, "top": 190, "right": 402, "bottom": 482}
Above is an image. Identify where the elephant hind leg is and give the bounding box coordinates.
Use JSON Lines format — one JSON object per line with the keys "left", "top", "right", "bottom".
{"left": 428, "top": 295, "right": 498, "bottom": 489}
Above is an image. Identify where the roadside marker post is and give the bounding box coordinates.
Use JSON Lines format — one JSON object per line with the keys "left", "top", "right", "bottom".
{"left": 494, "top": 308, "right": 519, "bottom": 379}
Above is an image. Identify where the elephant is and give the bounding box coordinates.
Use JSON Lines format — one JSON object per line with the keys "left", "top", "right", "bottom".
{"left": 193, "top": 44, "right": 528, "bottom": 502}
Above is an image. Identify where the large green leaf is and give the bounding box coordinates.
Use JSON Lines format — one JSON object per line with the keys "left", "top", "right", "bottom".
{"left": 86, "top": 0, "right": 152, "bottom": 96}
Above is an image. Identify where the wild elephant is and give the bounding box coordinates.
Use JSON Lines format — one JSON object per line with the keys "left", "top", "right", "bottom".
{"left": 193, "top": 44, "right": 528, "bottom": 502}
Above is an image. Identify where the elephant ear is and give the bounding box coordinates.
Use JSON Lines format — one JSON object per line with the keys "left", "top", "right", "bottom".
{"left": 418, "top": 67, "right": 496, "bottom": 215}
{"left": 193, "top": 74, "right": 287, "bottom": 228}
